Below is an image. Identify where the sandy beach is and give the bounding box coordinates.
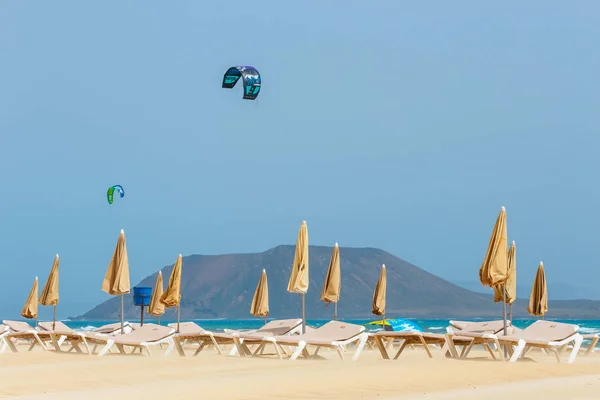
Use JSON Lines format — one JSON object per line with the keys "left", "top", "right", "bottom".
{"left": 1, "top": 344, "right": 599, "bottom": 400}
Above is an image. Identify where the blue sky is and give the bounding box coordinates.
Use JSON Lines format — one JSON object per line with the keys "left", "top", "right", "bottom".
{"left": 1, "top": 1, "right": 599, "bottom": 318}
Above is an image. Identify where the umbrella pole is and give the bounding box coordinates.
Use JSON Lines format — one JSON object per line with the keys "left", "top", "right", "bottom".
{"left": 264, "top": 315, "right": 267, "bottom": 325}
{"left": 120, "top": 295, "right": 125, "bottom": 335}
{"left": 177, "top": 305, "right": 181, "bottom": 332}
{"left": 502, "top": 289, "right": 508, "bottom": 358}
{"left": 301, "top": 294, "right": 306, "bottom": 334}
{"left": 53, "top": 305, "right": 56, "bottom": 330}
{"left": 334, "top": 302, "right": 338, "bottom": 321}
{"left": 157, "top": 315, "right": 161, "bottom": 326}
{"left": 509, "top": 304, "right": 512, "bottom": 323}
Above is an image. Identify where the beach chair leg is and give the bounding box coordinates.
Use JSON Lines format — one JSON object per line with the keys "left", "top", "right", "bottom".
{"left": 49, "top": 335, "right": 62, "bottom": 352}
{"left": 174, "top": 338, "right": 186, "bottom": 357}
{"left": 273, "top": 342, "right": 284, "bottom": 360}
{"left": 232, "top": 338, "right": 245, "bottom": 357}
{"left": 491, "top": 339, "right": 504, "bottom": 361}
{"left": 392, "top": 341, "right": 411, "bottom": 360}
{"left": 97, "top": 340, "right": 114, "bottom": 357}
{"left": 568, "top": 336, "right": 583, "bottom": 364}
{"left": 58, "top": 336, "right": 66, "bottom": 347}
{"left": 192, "top": 342, "right": 208, "bottom": 356}
{"left": 144, "top": 346, "right": 152, "bottom": 356}
{"left": 442, "top": 334, "right": 460, "bottom": 359}
{"left": 584, "top": 337, "right": 598, "bottom": 356}
{"left": 352, "top": 334, "right": 369, "bottom": 361}
{"left": 374, "top": 336, "right": 390, "bottom": 359}
{"left": 290, "top": 341, "right": 307, "bottom": 361}
{"left": 163, "top": 339, "right": 175, "bottom": 356}
{"left": 417, "top": 336, "right": 433, "bottom": 358}
{"left": 208, "top": 337, "right": 223, "bottom": 355}
{"left": 481, "top": 343, "right": 497, "bottom": 360}
{"left": 115, "top": 344, "right": 127, "bottom": 355}
{"left": 548, "top": 347, "right": 561, "bottom": 363}
{"left": 228, "top": 342, "right": 239, "bottom": 356}
{"left": 509, "top": 340, "right": 526, "bottom": 363}
{"left": 80, "top": 339, "right": 92, "bottom": 354}
{"left": 5, "top": 338, "right": 19, "bottom": 353}
{"left": 253, "top": 342, "right": 267, "bottom": 356}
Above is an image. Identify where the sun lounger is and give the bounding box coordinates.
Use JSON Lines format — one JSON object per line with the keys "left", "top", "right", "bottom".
{"left": 87, "top": 323, "right": 175, "bottom": 356}
{"left": 449, "top": 320, "right": 518, "bottom": 334}
{"left": 167, "top": 322, "right": 236, "bottom": 357}
{"left": 2, "top": 320, "right": 50, "bottom": 352}
{"left": 445, "top": 320, "right": 522, "bottom": 360}
{"left": 372, "top": 331, "right": 475, "bottom": 360}
{"left": 225, "top": 319, "right": 303, "bottom": 356}
{"left": 449, "top": 320, "right": 583, "bottom": 363}
{"left": 0, "top": 325, "right": 9, "bottom": 353}
{"left": 93, "top": 322, "right": 136, "bottom": 335}
{"left": 225, "top": 318, "right": 303, "bottom": 336}
{"left": 238, "top": 321, "right": 370, "bottom": 361}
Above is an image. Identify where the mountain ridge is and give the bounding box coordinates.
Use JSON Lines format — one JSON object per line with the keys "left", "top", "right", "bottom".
{"left": 73, "top": 245, "right": 600, "bottom": 320}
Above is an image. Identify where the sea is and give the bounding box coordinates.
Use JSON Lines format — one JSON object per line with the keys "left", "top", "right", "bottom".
{"left": 61, "top": 318, "right": 600, "bottom": 336}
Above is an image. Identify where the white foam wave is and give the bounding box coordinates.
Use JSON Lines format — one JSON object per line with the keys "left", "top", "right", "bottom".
{"left": 578, "top": 327, "right": 600, "bottom": 334}
{"left": 428, "top": 326, "right": 445, "bottom": 331}
{"left": 78, "top": 325, "right": 99, "bottom": 332}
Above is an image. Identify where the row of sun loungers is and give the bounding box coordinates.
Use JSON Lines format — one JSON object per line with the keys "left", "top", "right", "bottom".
{"left": 1, "top": 318, "right": 597, "bottom": 364}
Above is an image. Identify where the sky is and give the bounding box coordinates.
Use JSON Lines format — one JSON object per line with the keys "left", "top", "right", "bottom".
{"left": 1, "top": 1, "right": 599, "bottom": 319}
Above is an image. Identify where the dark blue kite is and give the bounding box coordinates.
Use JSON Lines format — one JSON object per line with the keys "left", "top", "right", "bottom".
{"left": 222, "top": 66, "right": 261, "bottom": 100}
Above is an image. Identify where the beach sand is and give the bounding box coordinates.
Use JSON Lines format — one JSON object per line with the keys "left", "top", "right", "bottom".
{"left": 0, "top": 344, "right": 598, "bottom": 399}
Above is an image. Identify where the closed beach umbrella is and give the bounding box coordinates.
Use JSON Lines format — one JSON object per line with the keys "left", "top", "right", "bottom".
{"left": 250, "top": 269, "right": 269, "bottom": 324}
{"left": 101, "top": 229, "right": 131, "bottom": 334}
{"left": 372, "top": 264, "right": 387, "bottom": 323}
{"left": 479, "top": 206, "right": 509, "bottom": 336}
{"left": 527, "top": 261, "right": 548, "bottom": 318}
{"left": 494, "top": 241, "right": 517, "bottom": 320}
{"left": 161, "top": 254, "right": 182, "bottom": 331}
{"left": 21, "top": 277, "right": 38, "bottom": 322}
{"left": 320, "top": 242, "right": 341, "bottom": 320}
{"left": 148, "top": 271, "right": 165, "bottom": 324}
{"left": 287, "top": 221, "right": 309, "bottom": 333}
{"left": 479, "top": 206, "right": 509, "bottom": 287}
{"left": 39, "top": 254, "right": 60, "bottom": 330}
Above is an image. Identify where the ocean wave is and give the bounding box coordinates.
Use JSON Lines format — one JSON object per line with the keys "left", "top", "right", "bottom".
{"left": 78, "top": 325, "right": 99, "bottom": 332}
{"left": 578, "top": 327, "right": 600, "bottom": 335}
{"left": 428, "top": 326, "right": 445, "bottom": 331}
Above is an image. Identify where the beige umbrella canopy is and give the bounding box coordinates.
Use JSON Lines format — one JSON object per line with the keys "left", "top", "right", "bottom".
{"left": 494, "top": 241, "right": 517, "bottom": 319}
{"left": 21, "top": 277, "right": 38, "bottom": 321}
{"left": 372, "top": 264, "right": 387, "bottom": 321}
{"left": 479, "top": 206, "right": 509, "bottom": 336}
{"left": 287, "top": 220, "right": 309, "bottom": 333}
{"left": 250, "top": 269, "right": 269, "bottom": 323}
{"left": 148, "top": 271, "right": 165, "bottom": 324}
{"left": 320, "top": 243, "right": 341, "bottom": 320}
{"left": 527, "top": 261, "right": 548, "bottom": 318}
{"left": 479, "top": 206, "right": 509, "bottom": 288}
{"left": 160, "top": 254, "right": 182, "bottom": 331}
{"left": 39, "top": 254, "right": 60, "bottom": 329}
{"left": 101, "top": 229, "right": 131, "bottom": 334}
